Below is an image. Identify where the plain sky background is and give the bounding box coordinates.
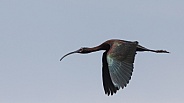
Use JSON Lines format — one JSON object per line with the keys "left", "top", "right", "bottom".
{"left": 0, "top": 0, "right": 184, "bottom": 103}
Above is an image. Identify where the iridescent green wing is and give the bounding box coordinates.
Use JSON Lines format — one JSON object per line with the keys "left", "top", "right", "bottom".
{"left": 102, "top": 41, "right": 138, "bottom": 95}
{"left": 102, "top": 51, "right": 119, "bottom": 96}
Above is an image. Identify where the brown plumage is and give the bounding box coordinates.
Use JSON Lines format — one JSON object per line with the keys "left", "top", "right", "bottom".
{"left": 60, "top": 39, "right": 169, "bottom": 96}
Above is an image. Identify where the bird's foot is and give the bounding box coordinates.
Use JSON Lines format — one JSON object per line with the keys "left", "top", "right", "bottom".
{"left": 155, "top": 50, "right": 170, "bottom": 53}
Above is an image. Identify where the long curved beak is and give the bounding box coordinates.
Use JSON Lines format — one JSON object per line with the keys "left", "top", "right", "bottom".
{"left": 60, "top": 49, "right": 80, "bottom": 61}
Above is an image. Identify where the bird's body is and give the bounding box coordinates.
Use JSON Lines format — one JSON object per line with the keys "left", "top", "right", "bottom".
{"left": 60, "top": 39, "right": 169, "bottom": 96}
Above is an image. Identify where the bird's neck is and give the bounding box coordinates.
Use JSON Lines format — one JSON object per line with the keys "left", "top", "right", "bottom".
{"left": 87, "top": 43, "right": 110, "bottom": 53}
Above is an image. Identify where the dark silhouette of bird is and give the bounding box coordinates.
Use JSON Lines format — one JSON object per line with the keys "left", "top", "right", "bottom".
{"left": 60, "top": 39, "right": 169, "bottom": 96}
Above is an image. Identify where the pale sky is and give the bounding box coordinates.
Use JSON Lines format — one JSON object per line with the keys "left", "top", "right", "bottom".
{"left": 0, "top": 0, "right": 184, "bottom": 103}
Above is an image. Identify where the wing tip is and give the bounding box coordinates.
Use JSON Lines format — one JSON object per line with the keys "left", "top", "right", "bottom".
{"left": 105, "top": 86, "right": 119, "bottom": 96}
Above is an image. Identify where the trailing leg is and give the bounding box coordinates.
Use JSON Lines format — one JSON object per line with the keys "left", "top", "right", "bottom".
{"left": 136, "top": 45, "right": 169, "bottom": 53}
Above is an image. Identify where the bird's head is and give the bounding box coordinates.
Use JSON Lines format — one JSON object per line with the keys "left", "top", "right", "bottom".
{"left": 60, "top": 47, "right": 90, "bottom": 61}
{"left": 77, "top": 47, "right": 91, "bottom": 53}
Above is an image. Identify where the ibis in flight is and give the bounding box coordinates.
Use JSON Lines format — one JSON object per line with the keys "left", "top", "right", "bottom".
{"left": 60, "top": 39, "right": 169, "bottom": 96}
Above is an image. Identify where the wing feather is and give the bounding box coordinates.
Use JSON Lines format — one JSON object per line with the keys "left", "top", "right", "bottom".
{"left": 103, "top": 41, "right": 138, "bottom": 95}
{"left": 110, "top": 64, "right": 127, "bottom": 88}
{"left": 102, "top": 51, "right": 119, "bottom": 95}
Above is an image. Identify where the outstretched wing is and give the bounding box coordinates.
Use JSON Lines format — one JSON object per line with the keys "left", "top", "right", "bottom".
{"left": 102, "top": 51, "right": 119, "bottom": 95}
{"left": 102, "top": 41, "right": 138, "bottom": 95}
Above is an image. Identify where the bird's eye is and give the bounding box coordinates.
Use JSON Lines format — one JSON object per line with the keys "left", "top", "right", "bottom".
{"left": 79, "top": 48, "right": 84, "bottom": 52}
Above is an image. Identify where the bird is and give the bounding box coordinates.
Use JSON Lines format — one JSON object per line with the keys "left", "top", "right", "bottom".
{"left": 60, "top": 39, "right": 169, "bottom": 96}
